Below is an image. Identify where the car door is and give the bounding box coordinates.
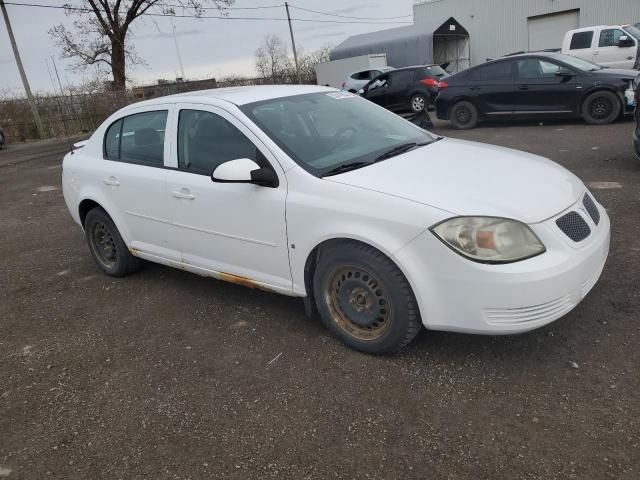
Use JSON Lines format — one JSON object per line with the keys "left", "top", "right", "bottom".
{"left": 100, "top": 107, "right": 179, "bottom": 261}
{"left": 384, "top": 70, "right": 414, "bottom": 110}
{"left": 566, "top": 30, "right": 596, "bottom": 62}
{"left": 164, "top": 104, "right": 292, "bottom": 291}
{"left": 514, "top": 58, "right": 579, "bottom": 114}
{"left": 468, "top": 60, "right": 517, "bottom": 115}
{"left": 594, "top": 28, "right": 637, "bottom": 68}
{"left": 363, "top": 72, "right": 392, "bottom": 107}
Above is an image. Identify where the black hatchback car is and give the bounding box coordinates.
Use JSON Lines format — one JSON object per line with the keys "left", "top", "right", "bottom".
{"left": 359, "top": 65, "right": 449, "bottom": 114}
{"left": 436, "top": 52, "right": 640, "bottom": 129}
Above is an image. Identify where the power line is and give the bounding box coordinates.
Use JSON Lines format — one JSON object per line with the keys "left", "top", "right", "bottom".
{"left": 288, "top": 4, "right": 413, "bottom": 21}
{"left": 2, "top": 1, "right": 413, "bottom": 24}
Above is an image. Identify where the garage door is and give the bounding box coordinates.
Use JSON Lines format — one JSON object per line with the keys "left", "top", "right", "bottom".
{"left": 528, "top": 10, "right": 580, "bottom": 51}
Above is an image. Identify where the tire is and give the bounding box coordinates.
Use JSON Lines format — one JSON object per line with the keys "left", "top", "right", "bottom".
{"left": 410, "top": 93, "right": 428, "bottom": 113}
{"left": 582, "top": 90, "right": 621, "bottom": 125}
{"left": 449, "top": 101, "right": 478, "bottom": 129}
{"left": 313, "top": 241, "right": 421, "bottom": 355}
{"left": 84, "top": 208, "right": 140, "bottom": 277}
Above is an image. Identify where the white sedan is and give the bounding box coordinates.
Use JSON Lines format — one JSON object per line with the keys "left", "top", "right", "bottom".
{"left": 62, "top": 85, "right": 610, "bottom": 354}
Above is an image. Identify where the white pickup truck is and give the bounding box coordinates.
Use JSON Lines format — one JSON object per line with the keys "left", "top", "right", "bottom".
{"left": 562, "top": 24, "right": 640, "bottom": 70}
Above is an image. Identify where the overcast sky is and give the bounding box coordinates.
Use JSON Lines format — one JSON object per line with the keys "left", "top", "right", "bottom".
{"left": 0, "top": 0, "right": 415, "bottom": 94}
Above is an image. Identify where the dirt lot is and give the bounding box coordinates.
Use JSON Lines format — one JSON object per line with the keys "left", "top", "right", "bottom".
{"left": 1, "top": 118, "right": 639, "bottom": 480}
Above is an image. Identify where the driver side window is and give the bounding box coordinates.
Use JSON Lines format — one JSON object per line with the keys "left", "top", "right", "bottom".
{"left": 177, "top": 109, "right": 260, "bottom": 176}
{"left": 368, "top": 74, "right": 390, "bottom": 91}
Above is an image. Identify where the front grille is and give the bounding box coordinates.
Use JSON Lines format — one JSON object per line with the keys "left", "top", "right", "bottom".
{"left": 583, "top": 194, "right": 600, "bottom": 225}
{"left": 556, "top": 211, "right": 591, "bottom": 242}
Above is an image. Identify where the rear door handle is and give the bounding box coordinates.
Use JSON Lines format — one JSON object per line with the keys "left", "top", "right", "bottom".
{"left": 171, "top": 189, "right": 195, "bottom": 200}
{"left": 469, "top": 86, "right": 480, "bottom": 91}
{"left": 103, "top": 176, "right": 120, "bottom": 187}
{"left": 518, "top": 85, "right": 530, "bottom": 90}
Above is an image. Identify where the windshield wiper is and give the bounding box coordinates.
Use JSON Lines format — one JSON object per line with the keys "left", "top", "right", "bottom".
{"left": 373, "top": 142, "right": 429, "bottom": 163}
{"left": 322, "top": 161, "right": 372, "bottom": 177}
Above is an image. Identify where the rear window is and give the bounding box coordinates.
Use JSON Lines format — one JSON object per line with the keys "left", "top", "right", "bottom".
{"left": 416, "top": 66, "right": 448, "bottom": 79}
{"left": 570, "top": 31, "right": 594, "bottom": 50}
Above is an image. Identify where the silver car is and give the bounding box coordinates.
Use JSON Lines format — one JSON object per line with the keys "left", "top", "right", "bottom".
{"left": 342, "top": 67, "right": 395, "bottom": 93}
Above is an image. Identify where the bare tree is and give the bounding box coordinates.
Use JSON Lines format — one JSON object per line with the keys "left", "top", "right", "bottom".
{"left": 255, "top": 34, "right": 291, "bottom": 84}
{"left": 49, "top": 1, "right": 233, "bottom": 92}
{"left": 296, "top": 43, "right": 332, "bottom": 84}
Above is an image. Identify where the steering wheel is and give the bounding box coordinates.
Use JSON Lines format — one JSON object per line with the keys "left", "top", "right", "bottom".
{"left": 330, "top": 127, "right": 358, "bottom": 152}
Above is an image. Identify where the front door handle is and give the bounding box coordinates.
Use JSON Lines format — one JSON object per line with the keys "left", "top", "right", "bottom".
{"left": 469, "top": 86, "right": 480, "bottom": 91}
{"left": 518, "top": 85, "right": 530, "bottom": 90}
{"left": 103, "top": 176, "right": 120, "bottom": 187}
{"left": 171, "top": 189, "right": 195, "bottom": 200}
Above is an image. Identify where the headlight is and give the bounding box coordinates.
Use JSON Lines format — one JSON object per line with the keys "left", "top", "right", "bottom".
{"left": 431, "top": 217, "right": 545, "bottom": 263}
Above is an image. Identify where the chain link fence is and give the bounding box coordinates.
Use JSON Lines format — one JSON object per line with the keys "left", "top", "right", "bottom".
{"left": 0, "top": 75, "right": 312, "bottom": 143}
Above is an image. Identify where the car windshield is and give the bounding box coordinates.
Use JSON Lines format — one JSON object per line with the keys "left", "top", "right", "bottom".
{"left": 241, "top": 92, "right": 438, "bottom": 177}
{"left": 625, "top": 25, "right": 640, "bottom": 40}
{"left": 548, "top": 53, "right": 603, "bottom": 71}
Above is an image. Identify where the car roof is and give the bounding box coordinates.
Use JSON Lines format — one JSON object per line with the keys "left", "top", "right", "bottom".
{"left": 568, "top": 25, "right": 628, "bottom": 33}
{"left": 121, "top": 85, "right": 335, "bottom": 111}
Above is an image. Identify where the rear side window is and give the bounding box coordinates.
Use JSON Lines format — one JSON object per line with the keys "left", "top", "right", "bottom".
{"left": 177, "top": 109, "right": 260, "bottom": 176}
{"left": 471, "top": 61, "right": 513, "bottom": 81}
{"left": 390, "top": 71, "right": 415, "bottom": 85}
{"left": 351, "top": 71, "right": 370, "bottom": 81}
{"left": 599, "top": 29, "right": 625, "bottom": 47}
{"left": 570, "top": 31, "right": 594, "bottom": 50}
{"left": 104, "top": 119, "right": 122, "bottom": 160}
{"left": 104, "top": 110, "right": 167, "bottom": 167}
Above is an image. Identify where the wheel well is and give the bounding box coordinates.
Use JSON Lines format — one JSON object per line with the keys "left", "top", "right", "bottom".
{"left": 447, "top": 97, "right": 475, "bottom": 118}
{"left": 580, "top": 88, "right": 624, "bottom": 115}
{"left": 78, "top": 199, "right": 104, "bottom": 227}
{"left": 303, "top": 238, "right": 403, "bottom": 317}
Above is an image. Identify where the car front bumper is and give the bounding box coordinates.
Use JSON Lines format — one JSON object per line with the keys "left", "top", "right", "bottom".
{"left": 395, "top": 197, "right": 610, "bottom": 334}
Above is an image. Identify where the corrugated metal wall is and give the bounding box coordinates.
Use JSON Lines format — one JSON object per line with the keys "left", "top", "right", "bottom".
{"left": 413, "top": 0, "right": 640, "bottom": 65}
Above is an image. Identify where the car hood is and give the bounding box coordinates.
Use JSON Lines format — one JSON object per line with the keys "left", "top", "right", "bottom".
{"left": 595, "top": 68, "right": 639, "bottom": 80}
{"left": 326, "top": 138, "right": 585, "bottom": 224}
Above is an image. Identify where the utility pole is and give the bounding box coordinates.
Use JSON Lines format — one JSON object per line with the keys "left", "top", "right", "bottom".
{"left": 285, "top": 2, "right": 302, "bottom": 85}
{"left": 1, "top": 0, "right": 46, "bottom": 139}
{"left": 171, "top": 18, "right": 186, "bottom": 81}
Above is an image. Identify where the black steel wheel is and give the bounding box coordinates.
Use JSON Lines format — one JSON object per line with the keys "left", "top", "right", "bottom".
{"left": 84, "top": 208, "right": 140, "bottom": 277}
{"left": 450, "top": 101, "right": 478, "bottom": 129}
{"left": 313, "top": 241, "right": 421, "bottom": 355}
{"left": 582, "top": 90, "right": 621, "bottom": 125}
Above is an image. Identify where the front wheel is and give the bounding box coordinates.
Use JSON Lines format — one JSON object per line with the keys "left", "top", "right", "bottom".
{"left": 313, "top": 242, "right": 421, "bottom": 355}
{"left": 582, "top": 91, "right": 621, "bottom": 125}
{"left": 84, "top": 208, "right": 140, "bottom": 277}
{"left": 449, "top": 101, "right": 478, "bottom": 129}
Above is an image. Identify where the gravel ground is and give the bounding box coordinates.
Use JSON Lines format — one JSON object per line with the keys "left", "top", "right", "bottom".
{"left": 0, "top": 118, "right": 639, "bottom": 480}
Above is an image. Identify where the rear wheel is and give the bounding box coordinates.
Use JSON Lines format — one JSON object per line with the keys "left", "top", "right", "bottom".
{"left": 313, "top": 241, "right": 421, "bottom": 355}
{"left": 582, "top": 90, "right": 621, "bottom": 125}
{"left": 450, "top": 101, "right": 478, "bottom": 129}
{"left": 410, "top": 93, "right": 428, "bottom": 113}
{"left": 84, "top": 208, "right": 140, "bottom": 277}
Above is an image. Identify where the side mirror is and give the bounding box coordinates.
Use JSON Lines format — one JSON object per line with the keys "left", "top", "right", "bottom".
{"left": 211, "top": 158, "right": 278, "bottom": 188}
{"left": 618, "top": 35, "right": 635, "bottom": 47}
{"left": 358, "top": 88, "right": 365, "bottom": 95}
{"left": 555, "top": 67, "right": 574, "bottom": 78}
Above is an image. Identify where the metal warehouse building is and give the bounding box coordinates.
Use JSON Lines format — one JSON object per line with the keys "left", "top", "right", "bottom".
{"left": 413, "top": 0, "right": 640, "bottom": 69}
{"left": 332, "top": 0, "right": 639, "bottom": 74}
